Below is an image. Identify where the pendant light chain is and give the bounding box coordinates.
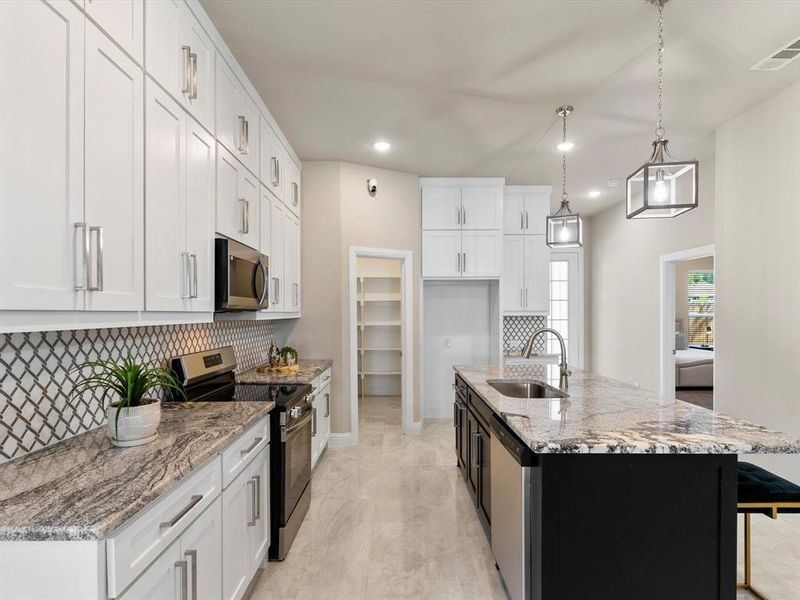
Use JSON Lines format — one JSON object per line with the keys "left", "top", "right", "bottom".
{"left": 561, "top": 109, "right": 569, "bottom": 204}
{"left": 655, "top": 0, "right": 665, "bottom": 140}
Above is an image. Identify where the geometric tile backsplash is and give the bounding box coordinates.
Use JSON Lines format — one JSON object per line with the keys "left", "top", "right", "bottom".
{"left": 502, "top": 315, "right": 547, "bottom": 355}
{"left": 0, "top": 320, "right": 277, "bottom": 463}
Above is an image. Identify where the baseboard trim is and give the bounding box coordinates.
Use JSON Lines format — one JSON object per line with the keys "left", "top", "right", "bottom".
{"left": 405, "top": 421, "right": 423, "bottom": 434}
{"left": 328, "top": 432, "right": 357, "bottom": 447}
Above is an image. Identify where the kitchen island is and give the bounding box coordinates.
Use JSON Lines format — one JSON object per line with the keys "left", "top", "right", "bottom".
{"left": 454, "top": 363, "right": 800, "bottom": 600}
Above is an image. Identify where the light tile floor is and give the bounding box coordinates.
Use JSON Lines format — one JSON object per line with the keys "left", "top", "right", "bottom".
{"left": 250, "top": 396, "right": 800, "bottom": 600}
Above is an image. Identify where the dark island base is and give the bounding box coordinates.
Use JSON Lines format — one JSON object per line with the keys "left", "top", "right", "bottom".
{"left": 532, "top": 454, "right": 737, "bottom": 600}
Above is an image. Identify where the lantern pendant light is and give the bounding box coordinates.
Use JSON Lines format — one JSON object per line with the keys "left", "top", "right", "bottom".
{"left": 546, "top": 105, "right": 583, "bottom": 248}
{"left": 626, "top": 0, "right": 698, "bottom": 219}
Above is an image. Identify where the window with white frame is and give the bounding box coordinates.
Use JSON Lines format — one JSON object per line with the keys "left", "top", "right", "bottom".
{"left": 547, "top": 260, "right": 569, "bottom": 358}
{"left": 688, "top": 270, "right": 714, "bottom": 346}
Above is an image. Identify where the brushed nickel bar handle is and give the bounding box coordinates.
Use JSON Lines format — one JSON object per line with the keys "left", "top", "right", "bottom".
{"left": 271, "top": 157, "right": 279, "bottom": 186}
{"left": 181, "top": 252, "right": 191, "bottom": 299}
{"left": 525, "top": 211, "right": 529, "bottom": 229}
{"left": 238, "top": 116, "right": 247, "bottom": 154}
{"left": 74, "top": 223, "right": 89, "bottom": 290}
{"left": 520, "top": 212, "right": 524, "bottom": 231}
{"left": 247, "top": 478, "right": 256, "bottom": 526}
{"left": 175, "top": 560, "right": 188, "bottom": 600}
{"left": 239, "top": 198, "right": 247, "bottom": 234}
{"left": 160, "top": 495, "right": 203, "bottom": 529}
{"left": 253, "top": 474, "right": 262, "bottom": 520}
{"left": 189, "top": 52, "right": 198, "bottom": 100}
{"left": 183, "top": 549, "right": 198, "bottom": 600}
{"left": 191, "top": 254, "right": 198, "bottom": 298}
{"left": 89, "top": 226, "right": 103, "bottom": 292}
{"left": 240, "top": 436, "right": 263, "bottom": 457}
{"left": 181, "top": 46, "right": 192, "bottom": 95}
{"left": 325, "top": 392, "right": 330, "bottom": 418}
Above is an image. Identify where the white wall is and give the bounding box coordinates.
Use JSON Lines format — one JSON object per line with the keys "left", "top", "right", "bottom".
{"left": 289, "top": 161, "right": 420, "bottom": 436}
{"left": 587, "top": 164, "right": 716, "bottom": 392}
{"left": 715, "top": 82, "right": 800, "bottom": 482}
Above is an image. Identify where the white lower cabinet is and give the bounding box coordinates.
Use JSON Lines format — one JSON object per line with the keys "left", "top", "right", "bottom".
{"left": 222, "top": 446, "right": 270, "bottom": 600}
{"left": 119, "top": 497, "right": 222, "bottom": 600}
{"left": 312, "top": 377, "right": 331, "bottom": 469}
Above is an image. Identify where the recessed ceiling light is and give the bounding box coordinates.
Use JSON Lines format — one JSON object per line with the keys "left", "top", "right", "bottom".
{"left": 606, "top": 179, "right": 620, "bottom": 188}
{"left": 588, "top": 190, "right": 601, "bottom": 198}
{"left": 556, "top": 141, "right": 575, "bottom": 153}
{"left": 372, "top": 141, "right": 391, "bottom": 153}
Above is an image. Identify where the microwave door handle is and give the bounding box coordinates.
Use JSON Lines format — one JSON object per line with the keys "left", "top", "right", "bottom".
{"left": 257, "top": 261, "right": 268, "bottom": 305}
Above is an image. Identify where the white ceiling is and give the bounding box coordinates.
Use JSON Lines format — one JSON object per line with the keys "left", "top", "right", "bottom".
{"left": 201, "top": 0, "right": 800, "bottom": 215}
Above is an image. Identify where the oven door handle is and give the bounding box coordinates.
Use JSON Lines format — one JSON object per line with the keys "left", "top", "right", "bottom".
{"left": 282, "top": 411, "right": 312, "bottom": 441}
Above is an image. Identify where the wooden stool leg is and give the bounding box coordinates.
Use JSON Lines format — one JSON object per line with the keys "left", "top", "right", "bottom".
{"left": 738, "top": 513, "right": 769, "bottom": 600}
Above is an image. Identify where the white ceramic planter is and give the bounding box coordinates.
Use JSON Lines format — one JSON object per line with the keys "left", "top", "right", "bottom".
{"left": 107, "top": 400, "right": 161, "bottom": 447}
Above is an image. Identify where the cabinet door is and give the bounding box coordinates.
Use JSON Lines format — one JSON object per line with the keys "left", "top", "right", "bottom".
{"left": 144, "top": 0, "right": 183, "bottom": 100}
{"left": 453, "top": 399, "right": 463, "bottom": 466}
{"left": 239, "top": 168, "right": 260, "bottom": 250}
{"left": 216, "top": 145, "right": 247, "bottom": 244}
{"left": 248, "top": 448, "right": 270, "bottom": 576}
{"left": 85, "top": 0, "right": 144, "bottom": 64}
{"left": 503, "top": 236, "right": 525, "bottom": 312}
{"left": 260, "top": 121, "right": 283, "bottom": 203}
{"left": 84, "top": 21, "right": 144, "bottom": 311}
{"left": 421, "top": 187, "right": 461, "bottom": 230}
{"left": 259, "top": 185, "right": 272, "bottom": 256}
{"left": 422, "top": 231, "right": 461, "bottom": 277}
{"left": 459, "top": 404, "right": 469, "bottom": 474}
{"left": 145, "top": 83, "right": 186, "bottom": 312}
{"left": 477, "top": 424, "right": 491, "bottom": 527}
{"left": 466, "top": 411, "right": 479, "bottom": 504}
{"left": 282, "top": 210, "right": 293, "bottom": 310}
{"left": 0, "top": 0, "right": 85, "bottom": 310}
{"left": 215, "top": 57, "right": 241, "bottom": 158}
{"left": 238, "top": 92, "right": 260, "bottom": 178}
{"left": 180, "top": 498, "right": 222, "bottom": 600}
{"left": 461, "top": 186, "right": 502, "bottom": 230}
{"left": 270, "top": 201, "right": 285, "bottom": 312}
{"left": 319, "top": 384, "right": 331, "bottom": 451}
{"left": 118, "top": 542, "right": 181, "bottom": 600}
{"left": 222, "top": 470, "right": 251, "bottom": 600}
{"left": 185, "top": 117, "right": 216, "bottom": 311}
{"left": 523, "top": 234, "right": 550, "bottom": 313}
{"left": 311, "top": 398, "right": 320, "bottom": 469}
{"left": 183, "top": 9, "right": 215, "bottom": 133}
{"left": 288, "top": 216, "right": 300, "bottom": 314}
{"left": 503, "top": 191, "right": 525, "bottom": 235}
{"left": 285, "top": 160, "right": 301, "bottom": 217}
{"left": 523, "top": 190, "right": 550, "bottom": 235}
{"left": 462, "top": 231, "right": 502, "bottom": 278}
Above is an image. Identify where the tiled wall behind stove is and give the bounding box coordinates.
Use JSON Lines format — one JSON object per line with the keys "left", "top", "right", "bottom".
{"left": 503, "top": 315, "right": 547, "bottom": 355}
{"left": 0, "top": 321, "right": 280, "bottom": 463}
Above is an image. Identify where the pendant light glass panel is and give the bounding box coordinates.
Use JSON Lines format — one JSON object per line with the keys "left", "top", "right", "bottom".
{"left": 546, "top": 213, "right": 583, "bottom": 248}
{"left": 626, "top": 159, "right": 698, "bottom": 219}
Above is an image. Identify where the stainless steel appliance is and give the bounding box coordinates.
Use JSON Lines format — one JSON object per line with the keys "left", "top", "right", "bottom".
{"left": 170, "top": 347, "right": 313, "bottom": 561}
{"left": 214, "top": 238, "right": 269, "bottom": 311}
{"left": 491, "top": 414, "right": 538, "bottom": 600}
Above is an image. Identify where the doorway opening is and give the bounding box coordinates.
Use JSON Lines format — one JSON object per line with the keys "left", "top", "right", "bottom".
{"left": 348, "top": 247, "right": 414, "bottom": 442}
{"left": 659, "top": 245, "right": 715, "bottom": 408}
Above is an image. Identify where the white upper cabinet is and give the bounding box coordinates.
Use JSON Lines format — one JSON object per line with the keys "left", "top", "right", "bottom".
{"left": 0, "top": 0, "right": 85, "bottom": 311}
{"left": 215, "top": 58, "right": 259, "bottom": 177}
{"left": 285, "top": 213, "right": 300, "bottom": 314}
{"left": 462, "top": 231, "right": 503, "bottom": 277}
{"left": 421, "top": 187, "right": 461, "bottom": 230}
{"left": 216, "top": 143, "right": 259, "bottom": 250}
{"left": 523, "top": 234, "right": 549, "bottom": 313}
{"left": 503, "top": 236, "right": 525, "bottom": 312}
{"left": 145, "top": 0, "right": 214, "bottom": 132}
{"left": 259, "top": 185, "right": 272, "bottom": 256}
{"left": 84, "top": 21, "right": 144, "bottom": 312}
{"left": 286, "top": 160, "right": 301, "bottom": 217}
{"left": 503, "top": 187, "right": 551, "bottom": 235}
{"left": 461, "top": 187, "right": 503, "bottom": 230}
{"left": 145, "top": 83, "right": 186, "bottom": 312}
{"left": 422, "top": 231, "right": 461, "bottom": 278}
{"left": 260, "top": 118, "right": 284, "bottom": 203}
{"left": 85, "top": 0, "right": 143, "bottom": 64}
{"left": 270, "top": 200, "right": 285, "bottom": 312}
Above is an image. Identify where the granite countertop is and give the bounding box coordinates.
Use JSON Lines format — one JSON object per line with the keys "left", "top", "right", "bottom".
{"left": 0, "top": 401, "right": 274, "bottom": 542}
{"left": 455, "top": 363, "right": 800, "bottom": 455}
{"left": 237, "top": 358, "right": 332, "bottom": 386}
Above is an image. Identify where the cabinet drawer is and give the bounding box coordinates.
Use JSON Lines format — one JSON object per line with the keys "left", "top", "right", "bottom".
{"left": 221, "top": 416, "right": 269, "bottom": 489}
{"left": 107, "top": 456, "right": 222, "bottom": 597}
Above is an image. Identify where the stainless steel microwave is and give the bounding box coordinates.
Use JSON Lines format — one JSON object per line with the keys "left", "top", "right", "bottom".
{"left": 215, "top": 238, "right": 269, "bottom": 311}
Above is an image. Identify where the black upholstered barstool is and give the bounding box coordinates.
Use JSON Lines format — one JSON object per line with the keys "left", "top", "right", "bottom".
{"left": 737, "top": 462, "right": 800, "bottom": 599}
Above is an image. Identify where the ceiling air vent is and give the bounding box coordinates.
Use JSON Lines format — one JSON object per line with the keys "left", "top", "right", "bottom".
{"left": 750, "top": 37, "right": 800, "bottom": 71}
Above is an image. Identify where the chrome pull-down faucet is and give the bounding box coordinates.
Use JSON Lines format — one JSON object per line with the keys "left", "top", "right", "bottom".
{"left": 521, "top": 328, "right": 571, "bottom": 389}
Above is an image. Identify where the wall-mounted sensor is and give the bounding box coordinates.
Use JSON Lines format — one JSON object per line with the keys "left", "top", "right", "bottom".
{"left": 367, "top": 178, "right": 378, "bottom": 197}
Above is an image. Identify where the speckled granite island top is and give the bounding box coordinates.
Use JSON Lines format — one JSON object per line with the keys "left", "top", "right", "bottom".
{"left": 237, "top": 358, "right": 332, "bottom": 385}
{"left": 455, "top": 363, "right": 800, "bottom": 455}
{"left": 0, "top": 401, "right": 274, "bottom": 542}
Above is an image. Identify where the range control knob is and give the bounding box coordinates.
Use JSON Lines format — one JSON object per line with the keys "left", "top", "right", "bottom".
{"left": 289, "top": 406, "right": 302, "bottom": 419}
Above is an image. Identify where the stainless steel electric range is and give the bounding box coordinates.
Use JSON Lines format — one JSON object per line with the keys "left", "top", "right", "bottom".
{"left": 171, "top": 346, "right": 312, "bottom": 561}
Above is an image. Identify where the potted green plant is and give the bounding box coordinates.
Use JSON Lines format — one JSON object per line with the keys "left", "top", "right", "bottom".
{"left": 280, "top": 346, "right": 298, "bottom": 367}
{"left": 72, "top": 356, "right": 184, "bottom": 447}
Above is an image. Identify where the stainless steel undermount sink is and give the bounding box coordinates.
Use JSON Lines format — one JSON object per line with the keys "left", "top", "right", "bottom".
{"left": 487, "top": 379, "right": 568, "bottom": 399}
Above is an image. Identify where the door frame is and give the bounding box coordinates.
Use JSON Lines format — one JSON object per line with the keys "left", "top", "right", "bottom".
{"left": 348, "top": 247, "right": 416, "bottom": 440}
{"left": 659, "top": 244, "right": 715, "bottom": 397}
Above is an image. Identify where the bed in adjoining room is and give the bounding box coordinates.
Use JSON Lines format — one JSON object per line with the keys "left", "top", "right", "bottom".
{"left": 675, "top": 348, "right": 714, "bottom": 389}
